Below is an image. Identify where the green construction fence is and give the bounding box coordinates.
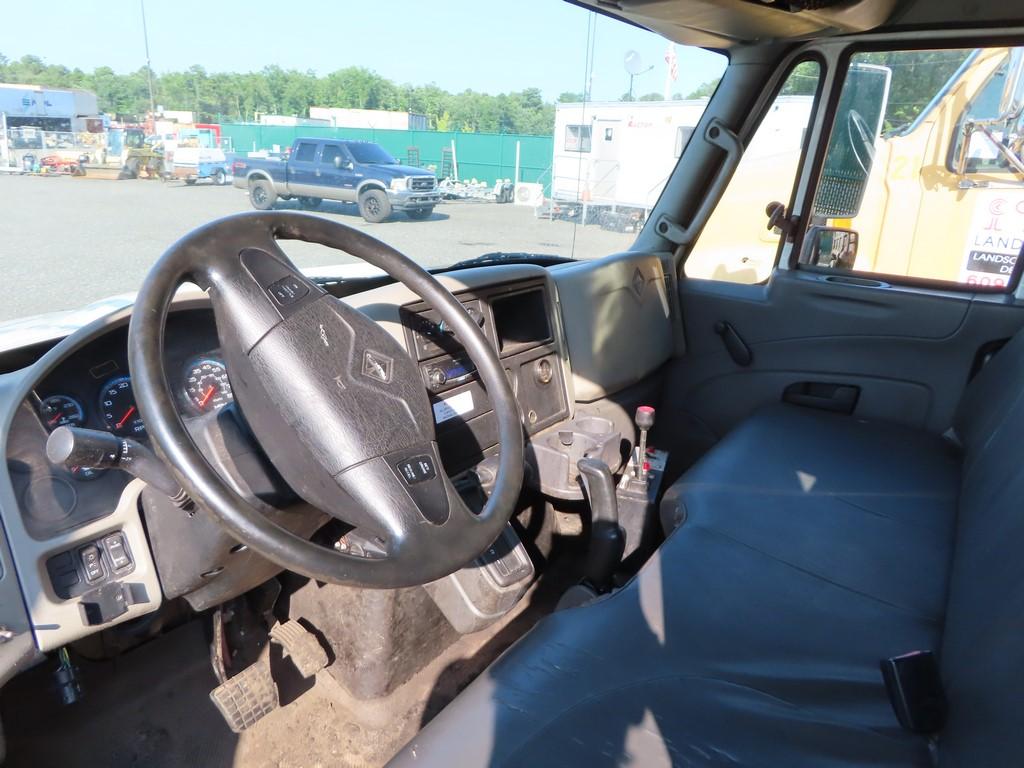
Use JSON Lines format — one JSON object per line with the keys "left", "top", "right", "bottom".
{"left": 221, "top": 123, "right": 553, "bottom": 192}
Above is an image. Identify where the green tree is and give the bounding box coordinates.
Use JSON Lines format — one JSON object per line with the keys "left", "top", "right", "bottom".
{"left": 685, "top": 79, "right": 719, "bottom": 99}
{"left": 0, "top": 52, "right": 561, "bottom": 134}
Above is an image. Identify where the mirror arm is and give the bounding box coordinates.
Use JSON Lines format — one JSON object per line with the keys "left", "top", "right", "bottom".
{"left": 957, "top": 121, "right": 974, "bottom": 176}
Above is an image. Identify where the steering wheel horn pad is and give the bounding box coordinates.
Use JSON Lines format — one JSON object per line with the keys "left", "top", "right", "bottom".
{"left": 128, "top": 211, "right": 524, "bottom": 588}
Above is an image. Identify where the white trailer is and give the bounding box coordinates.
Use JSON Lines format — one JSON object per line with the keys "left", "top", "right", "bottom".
{"left": 550, "top": 96, "right": 814, "bottom": 226}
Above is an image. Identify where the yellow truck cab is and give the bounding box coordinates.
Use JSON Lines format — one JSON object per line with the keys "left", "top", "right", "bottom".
{"left": 688, "top": 45, "right": 1024, "bottom": 287}
{"left": 853, "top": 46, "right": 1024, "bottom": 285}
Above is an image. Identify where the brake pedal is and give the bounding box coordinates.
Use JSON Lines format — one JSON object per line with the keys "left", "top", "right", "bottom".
{"left": 209, "top": 659, "right": 279, "bottom": 733}
{"left": 270, "top": 620, "right": 328, "bottom": 678}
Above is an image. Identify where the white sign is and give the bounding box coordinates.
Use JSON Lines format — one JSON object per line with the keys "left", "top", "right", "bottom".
{"left": 432, "top": 390, "right": 475, "bottom": 424}
{"left": 961, "top": 192, "right": 1024, "bottom": 288}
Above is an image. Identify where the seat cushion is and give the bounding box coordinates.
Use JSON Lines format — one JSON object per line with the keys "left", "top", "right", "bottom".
{"left": 663, "top": 404, "right": 961, "bottom": 621}
{"left": 390, "top": 407, "right": 961, "bottom": 767}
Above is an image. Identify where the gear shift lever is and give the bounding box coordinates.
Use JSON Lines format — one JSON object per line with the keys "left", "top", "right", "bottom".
{"left": 634, "top": 405, "right": 655, "bottom": 480}
{"left": 577, "top": 458, "right": 625, "bottom": 594}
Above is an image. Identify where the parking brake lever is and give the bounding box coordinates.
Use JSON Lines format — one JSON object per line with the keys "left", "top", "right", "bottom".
{"left": 46, "top": 426, "right": 193, "bottom": 509}
{"left": 577, "top": 458, "right": 625, "bottom": 594}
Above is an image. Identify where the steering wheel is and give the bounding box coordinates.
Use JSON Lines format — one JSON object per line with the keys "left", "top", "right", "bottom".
{"left": 127, "top": 211, "right": 524, "bottom": 588}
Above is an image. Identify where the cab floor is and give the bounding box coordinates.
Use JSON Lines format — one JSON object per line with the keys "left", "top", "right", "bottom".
{"left": 1, "top": 569, "right": 569, "bottom": 768}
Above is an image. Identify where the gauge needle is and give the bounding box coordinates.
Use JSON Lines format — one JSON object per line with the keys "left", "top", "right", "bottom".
{"left": 116, "top": 405, "right": 136, "bottom": 429}
{"left": 199, "top": 385, "right": 216, "bottom": 408}
{"left": 48, "top": 412, "right": 63, "bottom": 425}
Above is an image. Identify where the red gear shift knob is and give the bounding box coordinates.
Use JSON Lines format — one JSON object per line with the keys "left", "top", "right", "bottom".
{"left": 635, "top": 405, "right": 655, "bottom": 431}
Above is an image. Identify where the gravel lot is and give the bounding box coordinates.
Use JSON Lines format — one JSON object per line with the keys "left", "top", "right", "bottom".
{"left": 0, "top": 174, "right": 635, "bottom": 323}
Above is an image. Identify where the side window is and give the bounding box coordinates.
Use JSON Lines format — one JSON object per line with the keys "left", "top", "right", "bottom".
{"left": 565, "top": 125, "right": 592, "bottom": 153}
{"left": 294, "top": 142, "right": 316, "bottom": 162}
{"left": 321, "top": 144, "right": 343, "bottom": 166}
{"left": 800, "top": 47, "right": 1024, "bottom": 291}
{"left": 684, "top": 61, "right": 821, "bottom": 284}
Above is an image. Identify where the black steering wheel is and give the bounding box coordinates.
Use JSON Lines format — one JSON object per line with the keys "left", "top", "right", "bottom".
{"left": 127, "top": 211, "right": 524, "bottom": 588}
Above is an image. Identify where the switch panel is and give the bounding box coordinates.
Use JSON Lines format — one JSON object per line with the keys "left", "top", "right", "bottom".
{"left": 46, "top": 530, "right": 136, "bottom": 601}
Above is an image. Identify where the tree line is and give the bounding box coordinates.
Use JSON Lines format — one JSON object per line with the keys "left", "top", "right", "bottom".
{"left": 2, "top": 50, "right": 971, "bottom": 137}
{"left": 682, "top": 51, "right": 972, "bottom": 133}
{"left": 0, "top": 54, "right": 557, "bottom": 135}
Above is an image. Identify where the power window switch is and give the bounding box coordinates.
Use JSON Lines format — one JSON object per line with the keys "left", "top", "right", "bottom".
{"left": 102, "top": 533, "right": 132, "bottom": 571}
{"left": 80, "top": 545, "right": 104, "bottom": 583}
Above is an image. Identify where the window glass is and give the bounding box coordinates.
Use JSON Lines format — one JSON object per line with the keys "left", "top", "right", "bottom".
{"left": 565, "top": 125, "right": 592, "bottom": 152}
{"left": 346, "top": 142, "right": 395, "bottom": 164}
{"left": 802, "top": 47, "right": 1024, "bottom": 290}
{"left": 684, "top": 61, "right": 821, "bottom": 284}
{"left": 0, "top": 1, "right": 725, "bottom": 321}
{"left": 293, "top": 142, "right": 316, "bottom": 162}
{"left": 320, "top": 144, "right": 343, "bottom": 166}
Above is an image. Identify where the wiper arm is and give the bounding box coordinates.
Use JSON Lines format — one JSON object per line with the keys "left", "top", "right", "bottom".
{"left": 443, "top": 252, "right": 576, "bottom": 271}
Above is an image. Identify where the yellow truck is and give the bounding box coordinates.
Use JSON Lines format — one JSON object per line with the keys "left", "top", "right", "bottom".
{"left": 687, "top": 46, "right": 1024, "bottom": 287}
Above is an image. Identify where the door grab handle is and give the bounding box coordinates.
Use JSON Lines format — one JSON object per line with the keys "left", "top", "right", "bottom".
{"left": 714, "top": 321, "right": 752, "bottom": 366}
{"left": 655, "top": 119, "right": 742, "bottom": 246}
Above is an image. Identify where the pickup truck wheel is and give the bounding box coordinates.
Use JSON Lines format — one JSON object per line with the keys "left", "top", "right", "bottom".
{"left": 249, "top": 179, "right": 277, "bottom": 210}
{"left": 185, "top": 178, "right": 196, "bottom": 186}
{"left": 298, "top": 196, "right": 322, "bottom": 209}
{"left": 358, "top": 189, "right": 392, "bottom": 223}
{"left": 406, "top": 207, "right": 434, "bottom": 220}
{"left": 213, "top": 168, "right": 226, "bottom": 186}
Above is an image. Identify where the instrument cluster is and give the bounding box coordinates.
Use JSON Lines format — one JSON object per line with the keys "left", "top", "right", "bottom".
{"left": 28, "top": 311, "right": 231, "bottom": 483}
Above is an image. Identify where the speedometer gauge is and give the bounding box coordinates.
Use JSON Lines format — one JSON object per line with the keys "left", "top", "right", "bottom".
{"left": 184, "top": 358, "right": 233, "bottom": 413}
{"left": 99, "top": 376, "right": 146, "bottom": 437}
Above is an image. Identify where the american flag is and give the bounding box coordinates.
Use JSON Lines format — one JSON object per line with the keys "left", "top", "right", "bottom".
{"left": 665, "top": 44, "right": 678, "bottom": 81}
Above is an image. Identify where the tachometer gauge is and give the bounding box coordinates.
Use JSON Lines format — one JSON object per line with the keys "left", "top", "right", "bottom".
{"left": 99, "top": 376, "right": 146, "bottom": 437}
{"left": 184, "top": 358, "right": 233, "bottom": 413}
{"left": 39, "top": 395, "right": 84, "bottom": 431}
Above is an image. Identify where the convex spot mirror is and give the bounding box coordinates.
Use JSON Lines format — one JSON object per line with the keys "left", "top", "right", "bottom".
{"left": 806, "top": 226, "right": 859, "bottom": 270}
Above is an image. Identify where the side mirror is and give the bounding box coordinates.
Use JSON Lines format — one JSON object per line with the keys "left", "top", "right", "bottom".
{"left": 805, "top": 226, "right": 859, "bottom": 271}
{"left": 813, "top": 63, "right": 890, "bottom": 219}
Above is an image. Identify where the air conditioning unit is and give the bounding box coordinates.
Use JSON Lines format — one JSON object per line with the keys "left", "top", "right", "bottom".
{"left": 514, "top": 182, "right": 544, "bottom": 207}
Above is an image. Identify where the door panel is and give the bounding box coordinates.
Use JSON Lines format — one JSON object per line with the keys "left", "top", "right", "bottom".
{"left": 317, "top": 143, "right": 358, "bottom": 202}
{"left": 287, "top": 140, "right": 320, "bottom": 197}
{"left": 668, "top": 270, "right": 1024, "bottom": 447}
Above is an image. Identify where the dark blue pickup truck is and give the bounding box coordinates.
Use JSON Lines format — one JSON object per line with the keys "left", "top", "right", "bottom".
{"left": 231, "top": 138, "right": 440, "bottom": 222}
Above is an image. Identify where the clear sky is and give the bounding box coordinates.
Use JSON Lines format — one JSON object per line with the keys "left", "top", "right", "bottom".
{"left": 0, "top": 0, "right": 726, "bottom": 103}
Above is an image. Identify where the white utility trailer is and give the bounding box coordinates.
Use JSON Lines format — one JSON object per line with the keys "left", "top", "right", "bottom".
{"left": 549, "top": 96, "right": 814, "bottom": 229}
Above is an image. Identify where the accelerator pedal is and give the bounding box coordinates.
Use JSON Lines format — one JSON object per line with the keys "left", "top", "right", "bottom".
{"left": 270, "top": 620, "right": 329, "bottom": 679}
{"left": 209, "top": 659, "right": 279, "bottom": 733}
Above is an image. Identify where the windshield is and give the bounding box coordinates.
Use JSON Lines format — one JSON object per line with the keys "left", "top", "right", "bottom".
{"left": 0, "top": 1, "right": 725, "bottom": 322}
{"left": 346, "top": 143, "right": 397, "bottom": 165}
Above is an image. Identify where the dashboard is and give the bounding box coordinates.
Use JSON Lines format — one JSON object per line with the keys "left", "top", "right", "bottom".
{"left": 0, "top": 253, "right": 673, "bottom": 673}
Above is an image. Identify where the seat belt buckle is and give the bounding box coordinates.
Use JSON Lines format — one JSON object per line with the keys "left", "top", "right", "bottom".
{"left": 880, "top": 650, "right": 947, "bottom": 733}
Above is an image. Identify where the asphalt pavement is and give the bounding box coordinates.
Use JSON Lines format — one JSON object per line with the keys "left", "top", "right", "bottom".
{"left": 0, "top": 174, "right": 635, "bottom": 323}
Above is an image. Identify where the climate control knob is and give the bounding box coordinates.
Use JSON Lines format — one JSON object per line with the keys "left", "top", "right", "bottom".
{"left": 427, "top": 367, "right": 447, "bottom": 390}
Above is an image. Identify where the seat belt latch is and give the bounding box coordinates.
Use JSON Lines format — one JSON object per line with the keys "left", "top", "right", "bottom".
{"left": 880, "top": 650, "right": 947, "bottom": 734}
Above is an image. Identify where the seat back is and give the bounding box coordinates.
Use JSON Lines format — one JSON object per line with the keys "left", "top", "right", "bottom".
{"left": 939, "top": 331, "right": 1024, "bottom": 766}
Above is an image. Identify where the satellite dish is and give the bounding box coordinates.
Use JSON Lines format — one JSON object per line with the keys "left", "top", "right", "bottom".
{"left": 623, "top": 50, "right": 645, "bottom": 75}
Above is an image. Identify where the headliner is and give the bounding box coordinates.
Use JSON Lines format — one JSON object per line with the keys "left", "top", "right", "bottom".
{"left": 566, "top": 0, "right": 1024, "bottom": 49}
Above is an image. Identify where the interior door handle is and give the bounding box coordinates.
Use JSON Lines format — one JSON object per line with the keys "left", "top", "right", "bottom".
{"left": 783, "top": 382, "right": 860, "bottom": 414}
